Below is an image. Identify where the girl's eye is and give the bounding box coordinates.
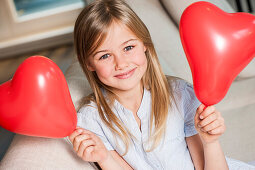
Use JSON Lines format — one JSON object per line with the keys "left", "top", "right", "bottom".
{"left": 124, "top": 45, "right": 134, "bottom": 51}
{"left": 99, "top": 54, "right": 110, "bottom": 60}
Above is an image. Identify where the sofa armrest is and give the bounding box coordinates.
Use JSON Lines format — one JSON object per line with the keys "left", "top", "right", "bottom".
{"left": 0, "top": 134, "right": 97, "bottom": 170}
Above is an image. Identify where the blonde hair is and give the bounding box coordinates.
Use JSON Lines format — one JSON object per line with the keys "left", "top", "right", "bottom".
{"left": 74, "top": 0, "right": 175, "bottom": 154}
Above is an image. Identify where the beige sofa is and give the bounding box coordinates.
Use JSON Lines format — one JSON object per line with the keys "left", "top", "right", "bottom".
{"left": 1, "top": 0, "right": 255, "bottom": 169}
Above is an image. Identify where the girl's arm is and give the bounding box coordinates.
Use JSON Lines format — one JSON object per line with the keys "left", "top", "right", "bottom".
{"left": 202, "top": 140, "right": 228, "bottom": 170}
{"left": 186, "top": 134, "right": 228, "bottom": 170}
{"left": 186, "top": 134, "right": 204, "bottom": 170}
{"left": 186, "top": 104, "right": 228, "bottom": 170}
{"left": 107, "top": 150, "right": 133, "bottom": 170}
{"left": 97, "top": 150, "right": 133, "bottom": 170}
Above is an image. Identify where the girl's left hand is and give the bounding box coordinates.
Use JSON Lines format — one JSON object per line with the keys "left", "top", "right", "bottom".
{"left": 194, "top": 104, "right": 226, "bottom": 145}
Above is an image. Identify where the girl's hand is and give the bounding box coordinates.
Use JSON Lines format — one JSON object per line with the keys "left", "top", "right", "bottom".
{"left": 68, "top": 127, "right": 110, "bottom": 164}
{"left": 194, "top": 104, "right": 226, "bottom": 145}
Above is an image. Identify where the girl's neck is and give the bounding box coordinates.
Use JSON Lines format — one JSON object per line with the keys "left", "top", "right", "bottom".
{"left": 113, "top": 82, "right": 144, "bottom": 113}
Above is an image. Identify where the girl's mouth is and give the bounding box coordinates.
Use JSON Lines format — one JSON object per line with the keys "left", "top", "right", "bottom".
{"left": 114, "top": 68, "right": 136, "bottom": 79}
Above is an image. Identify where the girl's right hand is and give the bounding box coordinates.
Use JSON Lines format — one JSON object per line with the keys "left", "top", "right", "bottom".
{"left": 68, "top": 127, "right": 110, "bottom": 163}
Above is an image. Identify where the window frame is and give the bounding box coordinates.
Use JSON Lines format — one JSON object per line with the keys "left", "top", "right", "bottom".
{"left": 0, "top": 0, "right": 85, "bottom": 58}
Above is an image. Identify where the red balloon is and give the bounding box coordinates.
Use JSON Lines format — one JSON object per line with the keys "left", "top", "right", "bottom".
{"left": 179, "top": 1, "right": 255, "bottom": 106}
{"left": 0, "top": 56, "right": 77, "bottom": 138}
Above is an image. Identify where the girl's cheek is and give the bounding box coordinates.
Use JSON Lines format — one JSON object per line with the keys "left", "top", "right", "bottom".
{"left": 134, "top": 50, "right": 147, "bottom": 66}
{"left": 95, "top": 64, "right": 112, "bottom": 79}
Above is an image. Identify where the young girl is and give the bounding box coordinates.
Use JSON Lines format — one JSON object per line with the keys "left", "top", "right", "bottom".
{"left": 68, "top": 0, "right": 255, "bottom": 169}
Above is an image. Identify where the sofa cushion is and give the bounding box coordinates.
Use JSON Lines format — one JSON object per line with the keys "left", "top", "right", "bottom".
{"left": 215, "top": 77, "right": 255, "bottom": 111}
{"left": 0, "top": 135, "right": 97, "bottom": 170}
{"left": 219, "top": 103, "right": 255, "bottom": 162}
{"left": 65, "top": 58, "right": 92, "bottom": 110}
{"left": 238, "top": 59, "right": 255, "bottom": 78}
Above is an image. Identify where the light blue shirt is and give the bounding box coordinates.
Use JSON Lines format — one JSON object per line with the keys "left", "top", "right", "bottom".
{"left": 77, "top": 77, "right": 255, "bottom": 170}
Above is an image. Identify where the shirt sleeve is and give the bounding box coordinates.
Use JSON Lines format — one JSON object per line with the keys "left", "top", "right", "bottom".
{"left": 182, "top": 80, "right": 202, "bottom": 137}
{"left": 77, "top": 105, "right": 114, "bottom": 151}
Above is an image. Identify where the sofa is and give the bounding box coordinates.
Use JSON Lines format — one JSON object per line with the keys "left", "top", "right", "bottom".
{"left": 1, "top": 0, "right": 255, "bottom": 169}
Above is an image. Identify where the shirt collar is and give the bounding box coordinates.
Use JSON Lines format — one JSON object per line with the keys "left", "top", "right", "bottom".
{"left": 100, "top": 87, "right": 151, "bottom": 119}
{"left": 114, "top": 87, "right": 151, "bottom": 119}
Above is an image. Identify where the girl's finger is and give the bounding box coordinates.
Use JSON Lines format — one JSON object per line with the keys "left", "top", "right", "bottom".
{"left": 88, "top": 132, "right": 101, "bottom": 143}
{"left": 77, "top": 139, "right": 95, "bottom": 158}
{"left": 83, "top": 145, "right": 94, "bottom": 160}
{"left": 81, "top": 129, "right": 95, "bottom": 135}
{"left": 195, "top": 104, "right": 205, "bottom": 125}
{"left": 199, "top": 106, "right": 216, "bottom": 119}
{"left": 199, "top": 111, "right": 219, "bottom": 127}
{"left": 208, "top": 125, "right": 226, "bottom": 135}
{"left": 196, "top": 104, "right": 206, "bottom": 115}
{"left": 81, "top": 130, "right": 101, "bottom": 144}
{"left": 73, "top": 134, "right": 91, "bottom": 152}
{"left": 69, "top": 128, "right": 84, "bottom": 144}
{"left": 201, "top": 119, "right": 221, "bottom": 132}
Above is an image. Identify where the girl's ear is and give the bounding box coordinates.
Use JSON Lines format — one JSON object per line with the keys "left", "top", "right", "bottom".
{"left": 144, "top": 45, "right": 147, "bottom": 52}
{"left": 86, "top": 62, "right": 95, "bottom": 71}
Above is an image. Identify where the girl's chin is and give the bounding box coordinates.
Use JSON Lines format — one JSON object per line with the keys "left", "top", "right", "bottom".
{"left": 101, "top": 75, "right": 143, "bottom": 91}
{"left": 113, "top": 81, "right": 142, "bottom": 91}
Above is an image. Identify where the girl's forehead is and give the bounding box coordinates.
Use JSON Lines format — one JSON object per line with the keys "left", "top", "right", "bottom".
{"left": 98, "top": 21, "right": 139, "bottom": 49}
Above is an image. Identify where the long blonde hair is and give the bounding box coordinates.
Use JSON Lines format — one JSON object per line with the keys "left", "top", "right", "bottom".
{"left": 74, "top": 0, "right": 175, "bottom": 154}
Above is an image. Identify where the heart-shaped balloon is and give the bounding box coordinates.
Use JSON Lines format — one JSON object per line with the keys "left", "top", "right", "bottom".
{"left": 0, "top": 56, "right": 77, "bottom": 138}
{"left": 179, "top": 1, "right": 255, "bottom": 106}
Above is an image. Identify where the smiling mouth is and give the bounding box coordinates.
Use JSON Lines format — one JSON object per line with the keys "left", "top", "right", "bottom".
{"left": 114, "top": 68, "right": 136, "bottom": 79}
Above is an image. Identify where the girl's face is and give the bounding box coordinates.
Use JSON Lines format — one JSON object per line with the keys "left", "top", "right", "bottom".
{"left": 87, "top": 21, "right": 147, "bottom": 92}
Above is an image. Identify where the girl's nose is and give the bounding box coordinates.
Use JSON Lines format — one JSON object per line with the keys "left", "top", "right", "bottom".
{"left": 114, "top": 54, "right": 129, "bottom": 70}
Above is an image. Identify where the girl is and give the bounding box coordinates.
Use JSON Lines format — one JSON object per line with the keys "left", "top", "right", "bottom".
{"left": 69, "top": 0, "right": 255, "bottom": 169}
